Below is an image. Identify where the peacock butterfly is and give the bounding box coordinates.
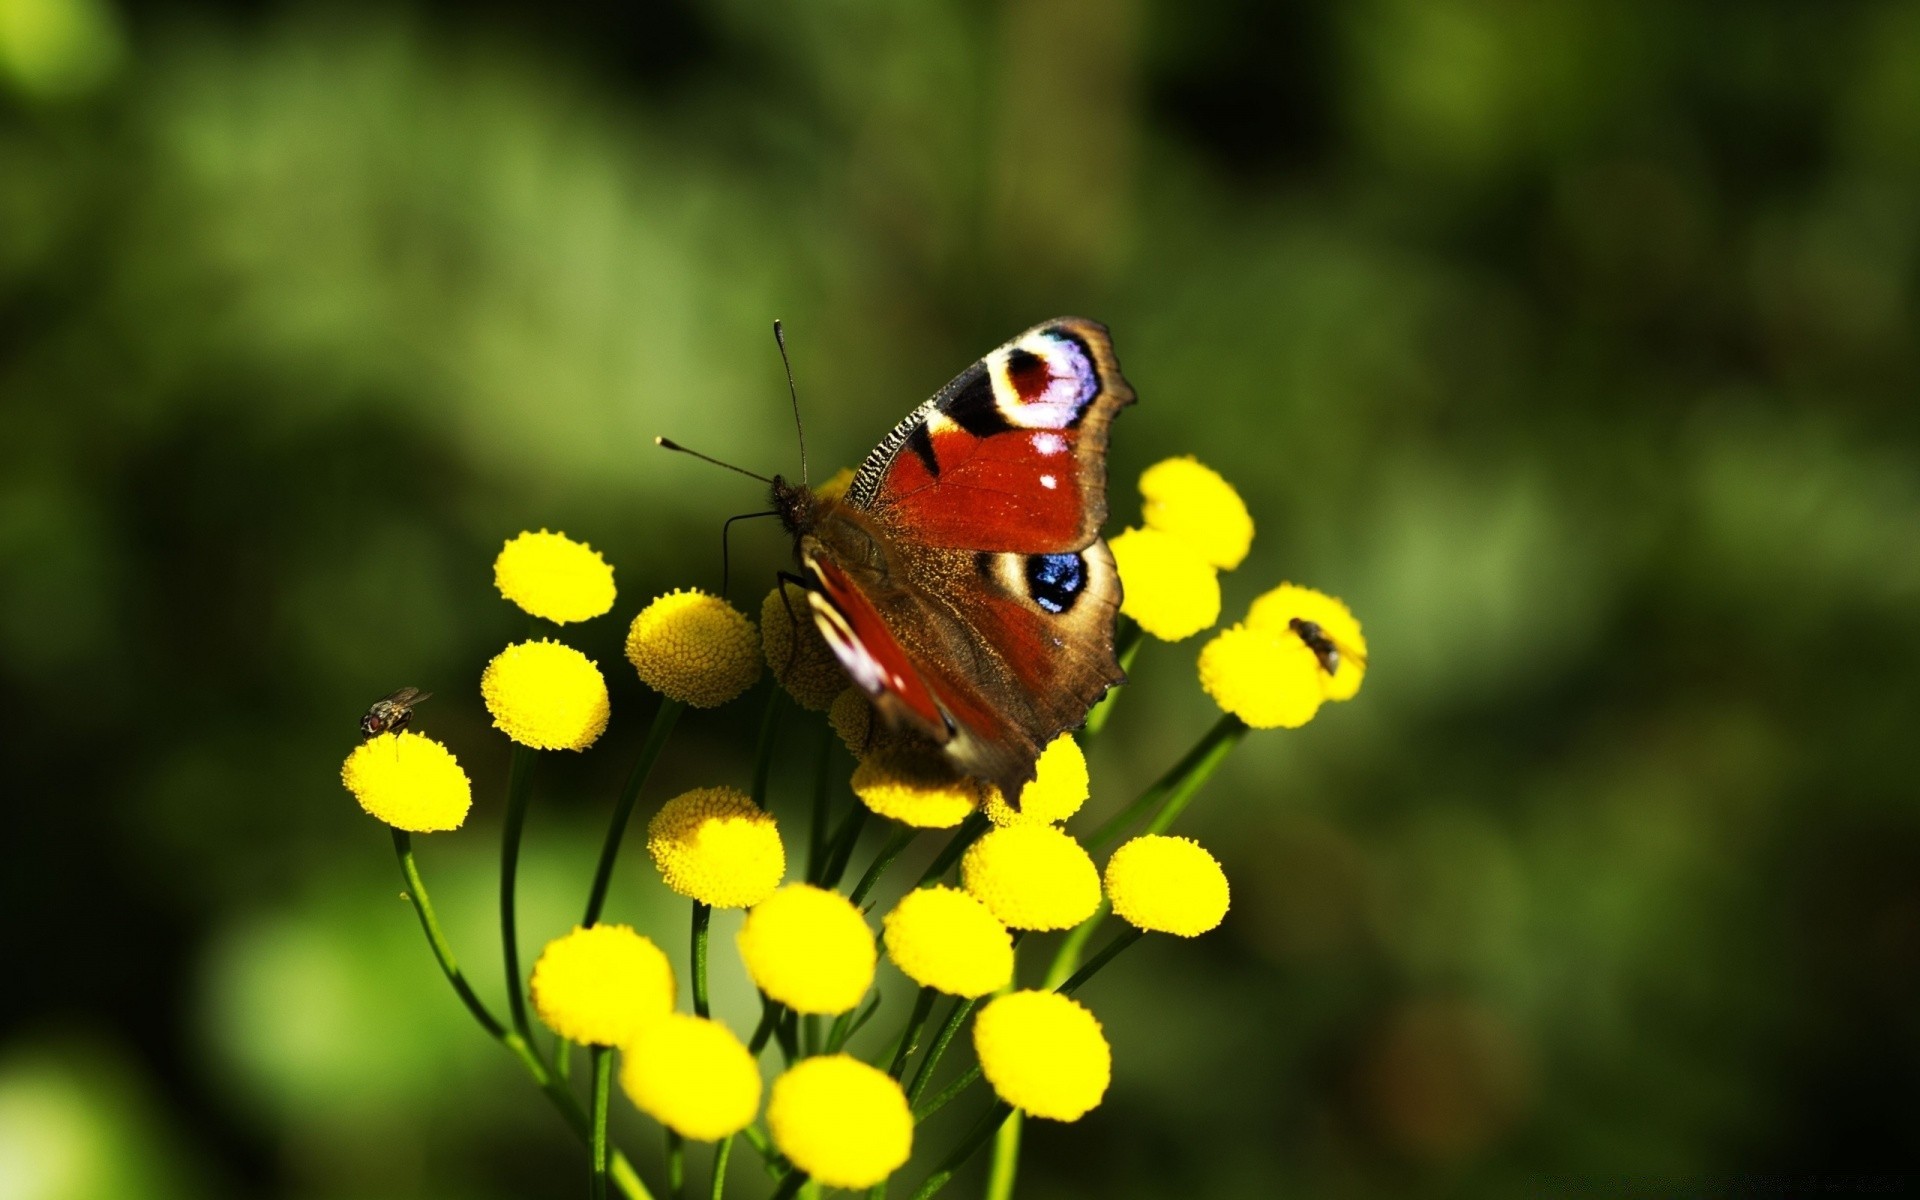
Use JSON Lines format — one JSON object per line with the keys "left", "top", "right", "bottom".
{"left": 768, "top": 317, "right": 1135, "bottom": 799}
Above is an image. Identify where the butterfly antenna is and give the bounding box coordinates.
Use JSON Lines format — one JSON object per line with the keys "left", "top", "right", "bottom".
{"left": 654, "top": 437, "right": 774, "bottom": 485}
{"left": 773, "top": 319, "right": 808, "bottom": 486}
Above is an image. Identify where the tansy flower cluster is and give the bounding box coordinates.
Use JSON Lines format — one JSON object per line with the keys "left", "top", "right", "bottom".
{"left": 337, "top": 462, "right": 1366, "bottom": 1199}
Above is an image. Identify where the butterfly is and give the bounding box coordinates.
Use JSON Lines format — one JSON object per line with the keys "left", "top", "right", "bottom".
{"left": 770, "top": 318, "right": 1135, "bottom": 800}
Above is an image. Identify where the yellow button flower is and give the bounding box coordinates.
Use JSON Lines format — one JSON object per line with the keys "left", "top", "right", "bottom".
{"left": 737, "top": 884, "right": 876, "bottom": 1015}
{"left": 646, "top": 786, "right": 785, "bottom": 909}
{"left": 852, "top": 745, "right": 986, "bottom": 829}
{"left": 983, "top": 734, "right": 1089, "bottom": 827}
{"left": 341, "top": 731, "right": 472, "bottom": 832}
{"left": 881, "top": 886, "right": 1013, "bottom": 998}
{"left": 1197, "top": 623, "right": 1323, "bottom": 729}
{"left": 1104, "top": 835, "right": 1230, "bottom": 937}
{"left": 493, "top": 530, "right": 616, "bottom": 624}
{"left": 829, "top": 687, "right": 873, "bottom": 755}
{"left": 481, "top": 639, "right": 611, "bottom": 750}
{"left": 1109, "top": 526, "right": 1220, "bottom": 641}
{"left": 1245, "top": 582, "right": 1368, "bottom": 701}
{"left": 767, "top": 1055, "right": 911, "bottom": 1189}
{"left": 1139, "top": 456, "right": 1254, "bottom": 570}
{"left": 626, "top": 589, "right": 762, "bottom": 708}
{"left": 961, "top": 825, "right": 1101, "bottom": 931}
{"left": 619, "top": 1013, "right": 761, "bottom": 1141}
{"left": 973, "top": 991, "right": 1111, "bottom": 1121}
{"left": 529, "top": 925, "right": 675, "bottom": 1047}
{"left": 761, "top": 582, "right": 847, "bottom": 711}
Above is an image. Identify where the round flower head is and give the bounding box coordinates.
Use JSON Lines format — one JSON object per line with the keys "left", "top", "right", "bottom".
{"left": 1197, "top": 623, "right": 1323, "bottom": 729}
{"left": 646, "top": 786, "right": 785, "bottom": 908}
{"left": 1109, "top": 526, "right": 1221, "bottom": 641}
{"left": 829, "top": 687, "right": 873, "bottom": 754}
{"left": 493, "top": 530, "right": 616, "bottom": 624}
{"left": 974, "top": 991, "right": 1111, "bottom": 1121}
{"left": 737, "top": 884, "right": 876, "bottom": 1014}
{"left": 852, "top": 745, "right": 986, "bottom": 829}
{"left": 761, "top": 582, "right": 847, "bottom": 711}
{"left": 1104, "top": 835, "right": 1230, "bottom": 937}
{"left": 626, "top": 589, "right": 761, "bottom": 708}
{"left": 341, "top": 731, "right": 472, "bottom": 832}
{"left": 1139, "top": 457, "right": 1254, "bottom": 570}
{"left": 767, "top": 1055, "right": 911, "bottom": 1189}
{"left": 482, "top": 639, "right": 611, "bottom": 750}
{"left": 1246, "top": 582, "right": 1368, "bottom": 701}
{"left": 882, "top": 886, "right": 1013, "bottom": 998}
{"left": 529, "top": 924, "right": 675, "bottom": 1047}
{"left": 620, "top": 1013, "right": 761, "bottom": 1141}
{"left": 983, "top": 734, "right": 1089, "bottom": 827}
{"left": 961, "top": 824, "right": 1101, "bottom": 931}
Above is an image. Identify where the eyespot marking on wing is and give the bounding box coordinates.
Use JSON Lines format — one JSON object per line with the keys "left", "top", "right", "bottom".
{"left": 987, "top": 329, "right": 1099, "bottom": 430}
{"left": 1025, "top": 552, "right": 1086, "bottom": 615}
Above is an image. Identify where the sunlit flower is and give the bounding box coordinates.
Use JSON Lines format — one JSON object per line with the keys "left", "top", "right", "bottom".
{"left": 1104, "top": 835, "right": 1230, "bottom": 937}
{"left": 961, "top": 825, "right": 1101, "bottom": 931}
{"left": 341, "top": 731, "right": 472, "bottom": 833}
{"left": 646, "top": 787, "right": 785, "bottom": 909}
{"left": 1197, "top": 623, "right": 1323, "bottom": 729}
{"left": 1109, "top": 526, "right": 1220, "bottom": 641}
{"left": 1139, "top": 457, "right": 1253, "bottom": 570}
{"left": 625, "top": 589, "right": 761, "bottom": 708}
{"left": 973, "top": 991, "right": 1111, "bottom": 1121}
{"left": 761, "top": 582, "right": 847, "bottom": 711}
{"left": 493, "top": 530, "right": 616, "bottom": 624}
{"left": 1246, "top": 583, "right": 1368, "bottom": 701}
{"left": 481, "top": 639, "right": 611, "bottom": 750}
{"left": 982, "top": 734, "right": 1089, "bottom": 827}
{"left": 881, "top": 886, "right": 1013, "bottom": 998}
{"left": 766, "top": 1055, "right": 911, "bottom": 1189}
{"left": 737, "top": 884, "right": 876, "bottom": 1015}
{"left": 852, "top": 745, "right": 985, "bottom": 829}
{"left": 529, "top": 925, "right": 675, "bottom": 1047}
{"left": 619, "top": 1013, "right": 760, "bottom": 1141}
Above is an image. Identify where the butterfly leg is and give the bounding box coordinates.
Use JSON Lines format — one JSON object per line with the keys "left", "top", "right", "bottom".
{"left": 773, "top": 569, "right": 815, "bottom": 681}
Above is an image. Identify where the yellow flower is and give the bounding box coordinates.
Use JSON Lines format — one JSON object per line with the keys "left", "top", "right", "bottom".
{"left": 851, "top": 745, "right": 986, "bottom": 829}
{"left": 881, "top": 886, "right": 1013, "bottom": 998}
{"left": 626, "top": 590, "right": 762, "bottom": 708}
{"left": 646, "top": 787, "right": 786, "bottom": 909}
{"left": 341, "top": 732, "right": 472, "bottom": 832}
{"left": 973, "top": 991, "right": 1111, "bottom": 1121}
{"left": 1109, "top": 526, "right": 1220, "bottom": 641}
{"left": 1197, "top": 623, "right": 1323, "bottom": 729}
{"left": 829, "top": 687, "right": 873, "bottom": 755}
{"left": 1139, "top": 457, "right": 1253, "bottom": 570}
{"left": 529, "top": 925, "right": 675, "bottom": 1047}
{"left": 766, "top": 1055, "right": 911, "bottom": 1189}
{"left": 814, "top": 467, "right": 855, "bottom": 506}
{"left": 961, "top": 825, "right": 1101, "bottom": 931}
{"left": 1104, "top": 835, "right": 1230, "bottom": 937}
{"left": 983, "top": 734, "right": 1089, "bottom": 827}
{"left": 1246, "top": 582, "right": 1368, "bottom": 701}
{"left": 481, "top": 640, "right": 611, "bottom": 750}
{"left": 619, "top": 1013, "right": 760, "bottom": 1141}
{"left": 493, "top": 530, "right": 616, "bottom": 624}
{"left": 737, "top": 884, "right": 875, "bottom": 1015}
{"left": 760, "top": 582, "right": 846, "bottom": 711}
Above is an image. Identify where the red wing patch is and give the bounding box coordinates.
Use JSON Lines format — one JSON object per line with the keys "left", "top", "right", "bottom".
{"left": 803, "top": 554, "right": 946, "bottom": 732}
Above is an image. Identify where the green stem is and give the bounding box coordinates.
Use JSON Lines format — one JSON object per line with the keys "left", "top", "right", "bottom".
{"left": 915, "top": 813, "right": 989, "bottom": 887}
{"left": 807, "top": 722, "right": 832, "bottom": 881}
{"left": 985, "top": 1112, "right": 1021, "bottom": 1200}
{"left": 692, "top": 902, "right": 712, "bottom": 1018}
{"left": 1086, "top": 714, "right": 1247, "bottom": 852}
{"left": 906, "top": 996, "right": 979, "bottom": 1108}
{"left": 849, "top": 826, "right": 916, "bottom": 908}
{"left": 752, "top": 686, "right": 783, "bottom": 809}
{"left": 1080, "top": 618, "right": 1144, "bottom": 739}
{"left": 1042, "top": 901, "right": 1107, "bottom": 990}
{"left": 913, "top": 1063, "right": 979, "bottom": 1122}
{"left": 1056, "top": 927, "right": 1143, "bottom": 996}
{"left": 770, "top": 1173, "right": 808, "bottom": 1200}
{"left": 555, "top": 1038, "right": 573, "bottom": 1083}
{"left": 709, "top": 1136, "right": 733, "bottom": 1200}
{"left": 392, "top": 830, "right": 506, "bottom": 1039}
{"left": 749, "top": 996, "right": 782, "bottom": 1055}
{"left": 591, "top": 1047, "right": 613, "bottom": 1200}
{"left": 585, "top": 699, "right": 685, "bottom": 926}
{"left": 819, "top": 802, "right": 870, "bottom": 890}
{"left": 500, "top": 744, "right": 537, "bottom": 1042}
{"left": 666, "top": 1130, "right": 686, "bottom": 1200}
{"left": 908, "top": 1103, "right": 1014, "bottom": 1200}
{"left": 888, "top": 988, "right": 937, "bottom": 1079}
{"left": 828, "top": 991, "right": 883, "bottom": 1054}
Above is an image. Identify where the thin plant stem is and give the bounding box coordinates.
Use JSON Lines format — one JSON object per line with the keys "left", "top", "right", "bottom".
{"left": 584, "top": 698, "right": 685, "bottom": 925}
{"left": 1056, "top": 927, "right": 1143, "bottom": 996}
{"left": 691, "top": 902, "right": 713, "bottom": 1018}
{"left": 392, "top": 829, "right": 505, "bottom": 1039}
{"left": 1086, "top": 713, "right": 1247, "bottom": 851}
{"left": 915, "top": 813, "right": 989, "bottom": 887}
{"left": 828, "top": 991, "right": 882, "bottom": 1054}
{"left": 819, "top": 802, "right": 869, "bottom": 890}
{"left": 752, "top": 686, "right": 783, "bottom": 808}
{"left": 985, "top": 1112, "right": 1021, "bottom": 1200}
{"left": 591, "top": 1046, "right": 613, "bottom": 1200}
{"left": 906, "top": 996, "right": 979, "bottom": 1107}
{"left": 500, "top": 744, "right": 537, "bottom": 1042}
{"left": 849, "top": 826, "right": 916, "bottom": 908}
{"left": 807, "top": 722, "right": 832, "bottom": 881}
{"left": 748, "top": 996, "right": 782, "bottom": 1055}
{"left": 1042, "top": 901, "right": 1108, "bottom": 990}
{"left": 666, "top": 1130, "right": 686, "bottom": 1200}
{"left": 908, "top": 1102, "right": 1013, "bottom": 1200}
{"left": 770, "top": 1173, "right": 807, "bottom": 1200}
{"left": 709, "top": 1135, "right": 733, "bottom": 1200}
{"left": 555, "top": 1038, "right": 573, "bottom": 1083}
{"left": 1080, "top": 618, "right": 1144, "bottom": 739}
{"left": 888, "top": 988, "right": 937, "bottom": 1079}
{"left": 912, "top": 1063, "right": 979, "bottom": 1122}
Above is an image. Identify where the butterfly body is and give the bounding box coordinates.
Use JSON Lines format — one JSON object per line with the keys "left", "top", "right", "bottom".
{"left": 776, "top": 317, "right": 1135, "bottom": 798}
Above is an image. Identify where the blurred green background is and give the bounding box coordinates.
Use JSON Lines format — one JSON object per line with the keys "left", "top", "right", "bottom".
{"left": 3, "top": 0, "right": 1918, "bottom": 1196}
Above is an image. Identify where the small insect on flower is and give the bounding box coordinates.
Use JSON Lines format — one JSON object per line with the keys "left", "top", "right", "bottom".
{"left": 360, "top": 686, "right": 430, "bottom": 737}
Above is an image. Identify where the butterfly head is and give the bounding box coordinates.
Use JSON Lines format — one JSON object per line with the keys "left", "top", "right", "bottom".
{"left": 771, "top": 474, "right": 817, "bottom": 538}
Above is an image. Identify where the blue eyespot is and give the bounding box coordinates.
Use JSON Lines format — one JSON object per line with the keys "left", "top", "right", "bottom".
{"left": 1026, "top": 552, "right": 1085, "bottom": 615}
